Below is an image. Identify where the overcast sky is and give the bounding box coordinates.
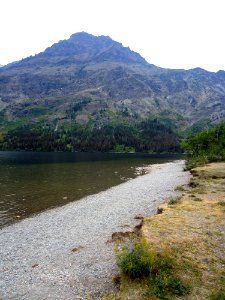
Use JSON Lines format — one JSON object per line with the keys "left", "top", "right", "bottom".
{"left": 0, "top": 0, "right": 224, "bottom": 72}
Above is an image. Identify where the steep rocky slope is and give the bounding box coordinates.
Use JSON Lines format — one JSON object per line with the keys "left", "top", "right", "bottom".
{"left": 0, "top": 32, "right": 225, "bottom": 150}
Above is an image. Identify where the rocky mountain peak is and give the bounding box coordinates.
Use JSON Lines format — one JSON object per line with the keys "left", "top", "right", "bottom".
{"left": 0, "top": 31, "right": 224, "bottom": 139}
{"left": 42, "top": 31, "right": 147, "bottom": 65}
{"left": 69, "top": 32, "right": 112, "bottom": 43}
{"left": 7, "top": 31, "right": 148, "bottom": 67}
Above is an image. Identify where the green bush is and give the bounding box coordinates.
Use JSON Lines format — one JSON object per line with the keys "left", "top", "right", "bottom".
{"left": 211, "top": 289, "right": 225, "bottom": 300}
{"left": 117, "top": 239, "right": 154, "bottom": 278}
{"left": 184, "top": 156, "right": 207, "bottom": 170}
{"left": 116, "top": 239, "right": 190, "bottom": 298}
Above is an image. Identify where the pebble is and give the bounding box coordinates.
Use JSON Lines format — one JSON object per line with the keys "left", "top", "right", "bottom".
{"left": 0, "top": 161, "right": 189, "bottom": 300}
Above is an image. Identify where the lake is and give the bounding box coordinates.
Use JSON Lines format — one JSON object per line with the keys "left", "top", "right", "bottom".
{"left": 0, "top": 151, "right": 183, "bottom": 228}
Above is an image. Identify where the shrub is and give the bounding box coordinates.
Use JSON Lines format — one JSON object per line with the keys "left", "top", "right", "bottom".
{"left": 168, "top": 197, "right": 181, "bottom": 205}
{"left": 211, "top": 289, "right": 225, "bottom": 300}
{"left": 116, "top": 239, "right": 190, "bottom": 298}
{"left": 117, "top": 239, "right": 154, "bottom": 278}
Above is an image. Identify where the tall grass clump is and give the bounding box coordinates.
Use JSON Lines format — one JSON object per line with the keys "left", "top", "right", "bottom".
{"left": 116, "top": 238, "right": 190, "bottom": 298}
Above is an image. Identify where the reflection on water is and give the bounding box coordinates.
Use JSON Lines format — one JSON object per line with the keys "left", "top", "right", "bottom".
{"left": 0, "top": 151, "right": 183, "bottom": 228}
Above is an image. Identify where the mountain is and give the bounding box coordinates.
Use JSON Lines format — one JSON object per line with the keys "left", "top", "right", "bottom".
{"left": 0, "top": 32, "right": 225, "bottom": 152}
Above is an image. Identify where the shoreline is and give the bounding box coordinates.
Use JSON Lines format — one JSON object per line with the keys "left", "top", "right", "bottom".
{"left": 108, "top": 162, "right": 225, "bottom": 299}
{"left": 0, "top": 160, "right": 189, "bottom": 299}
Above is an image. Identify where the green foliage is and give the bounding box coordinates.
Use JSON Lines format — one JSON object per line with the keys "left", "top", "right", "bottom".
{"left": 0, "top": 118, "right": 181, "bottom": 153}
{"left": 150, "top": 110, "right": 184, "bottom": 135}
{"left": 211, "top": 289, "right": 225, "bottom": 300}
{"left": 182, "top": 122, "right": 225, "bottom": 168}
{"left": 117, "top": 239, "right": 156, "bottom": 278}
{"left": 117, "top": 239, "right": 190, "bottom": 299}
{"left": 184, "top": 156, "right": 206, "bottom": 170}
{"left": 147, "top": 273, "right": 190, "bottom": 298}
{"left": 138, "top": 118, "right": 179, "bottom": 152}
{"left": 66, "top": 99, "right": 91, "bottom": 119}
{"left": 114, "top": 144, "right": 135, "bottom": 153}
{"left": 184, "top": 119, "right": 212, "bottom": 137}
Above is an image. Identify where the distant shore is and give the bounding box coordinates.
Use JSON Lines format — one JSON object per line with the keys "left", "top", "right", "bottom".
{"left": 0, "top": 160, "right": 189, "bottom": 299}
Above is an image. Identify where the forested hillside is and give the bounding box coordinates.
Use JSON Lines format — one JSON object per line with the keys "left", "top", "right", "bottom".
{"left": 0, "top": 119, "right": 180, "bottom": 152}
{"left": 0, "top": 32, "right": 225, "bottom": 152}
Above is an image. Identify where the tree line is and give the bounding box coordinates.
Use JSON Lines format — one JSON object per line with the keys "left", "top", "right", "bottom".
{"left": 0, "top": 119, "right": 180, "bottom": 153}
{"left": 181, "top": 122, "right": 225, "bottom": 168}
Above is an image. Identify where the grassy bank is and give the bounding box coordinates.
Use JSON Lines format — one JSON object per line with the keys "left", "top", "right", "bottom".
{"left": 103, "top": 162, "right": 225, "bottom": 299}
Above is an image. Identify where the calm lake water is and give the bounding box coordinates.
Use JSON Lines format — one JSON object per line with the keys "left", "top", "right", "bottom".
{"left": 0, "top": 151, "right": 183, "bottom": 228}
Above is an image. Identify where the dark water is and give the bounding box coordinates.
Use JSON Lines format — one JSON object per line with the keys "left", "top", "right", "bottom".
{"left": 0, "top": 151, "right": 183, "bottom": 228}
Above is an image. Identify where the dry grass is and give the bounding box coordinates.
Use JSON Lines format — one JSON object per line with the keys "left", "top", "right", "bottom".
{"left": 103, "top": 163, "right": 225, "bottom": 299}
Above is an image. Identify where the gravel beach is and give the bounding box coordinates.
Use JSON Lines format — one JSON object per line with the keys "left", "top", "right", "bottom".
{"left": 0, "top": 160, "right": 189, "bottom": 300}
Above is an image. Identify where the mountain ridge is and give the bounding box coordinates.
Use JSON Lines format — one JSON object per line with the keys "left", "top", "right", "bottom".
{"left": 0, "top": 32, "right": 225, "bottom": 151}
